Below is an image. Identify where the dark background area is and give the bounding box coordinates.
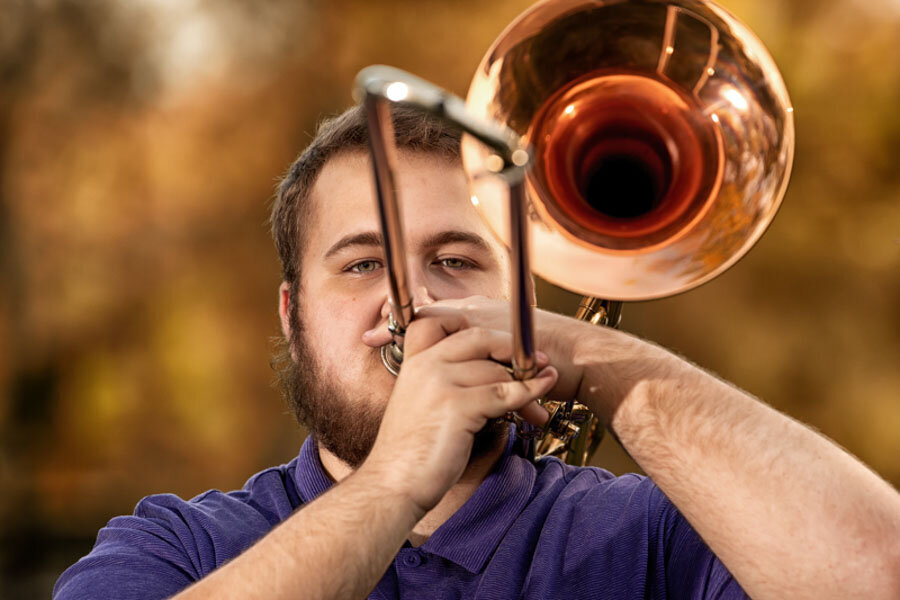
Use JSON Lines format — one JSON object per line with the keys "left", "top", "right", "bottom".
{"left": 1, "top": 0, "right": 898, "bottom": 597}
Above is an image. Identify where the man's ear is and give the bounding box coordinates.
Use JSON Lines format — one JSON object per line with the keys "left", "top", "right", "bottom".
{"left": 278, "top": 281, "right": 293, "bottom": 341}
{"left": 278, "top": 281, "right": 300, "bottom": 362}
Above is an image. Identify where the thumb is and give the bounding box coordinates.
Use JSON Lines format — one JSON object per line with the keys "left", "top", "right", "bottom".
{"left": 403, "top": 313, "right": 469, "bottom": 357}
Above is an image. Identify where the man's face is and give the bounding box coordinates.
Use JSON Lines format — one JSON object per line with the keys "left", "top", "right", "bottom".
{"left": 281, "top": 150, "right": 512, "bottom": 468}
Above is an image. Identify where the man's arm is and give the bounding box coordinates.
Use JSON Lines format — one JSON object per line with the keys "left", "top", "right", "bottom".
{"left": 173, "top": 465, "right": 422, "bottom": 600}
{"left": 565, "top": 315, "right": 900, "bottom": 599}
{"left": 411, "top": 298, "right": 900, "bottom": 599}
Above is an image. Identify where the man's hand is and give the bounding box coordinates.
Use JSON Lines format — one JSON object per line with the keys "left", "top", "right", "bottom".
{"left": 362, "top": 311, "right": 557, "bottom": 513}
{"left": 363, "top": 296, "right": 589, "bottom": 405}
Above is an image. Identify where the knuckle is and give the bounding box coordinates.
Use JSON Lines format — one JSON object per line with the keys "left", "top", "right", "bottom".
{"left": 491, "top": 381, "right": 511, "bottom": 403}
{"left": 465, "top": 326, "right": 488, "bottom": 341}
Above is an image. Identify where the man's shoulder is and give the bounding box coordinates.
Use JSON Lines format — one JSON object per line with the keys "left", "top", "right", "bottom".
{"left": 131, "top": 458, "right": 303, "bottom": 535}
{"left": 511, "top": 457, "right": 744, "bottom": 597}
{"left": 54, "top": 459, "right": 305, "bottom": 598}
{"left": 527, "top": 457, "right": 671, "bottom": 531}
{"left": 533, "top": 456, "right": 659, "bottom": 502}
{"left": 121, "top": 462, "right": 300, "bottom": 563}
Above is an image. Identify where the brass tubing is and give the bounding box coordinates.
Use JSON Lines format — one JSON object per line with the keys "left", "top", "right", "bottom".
{"left": 575, "top": 297, "right": 623, "bottom": 327}
{"left": 355, "top": 66, "right": 530, "bottom": 376}
{"left": 509, "top": 179, "right": 536, "bottom": 380}
{"left": 363, "top": 94, "right": 413, "bottom": 369}
{"left": 560, "top": 297, "right": 622, "bottom": 464}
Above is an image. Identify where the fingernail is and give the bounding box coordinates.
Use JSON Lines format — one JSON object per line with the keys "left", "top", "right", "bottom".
{"left": 536, "top": 351, "right": 549, "bottom": 363}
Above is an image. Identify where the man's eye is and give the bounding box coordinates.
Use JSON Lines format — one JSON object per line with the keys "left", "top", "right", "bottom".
{"left": 438, "top": 257, "right": 472, "bottom": 270}
{"left": 349, "top": 260, "right": 381, "bottom": 273}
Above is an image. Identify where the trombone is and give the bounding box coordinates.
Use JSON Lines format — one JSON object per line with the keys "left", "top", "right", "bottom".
{"left": 353, "top": 0, "right": 794, "bottom": 466}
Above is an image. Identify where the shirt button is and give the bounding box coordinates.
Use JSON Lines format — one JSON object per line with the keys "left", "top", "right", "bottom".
{"left": 402, "top": 552, "right": 422, "bottom": 567}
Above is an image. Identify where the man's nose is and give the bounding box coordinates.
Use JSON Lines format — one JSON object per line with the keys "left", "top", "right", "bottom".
{"left": 411, "top": 285, "right": 435, "bottom": 310}
{"left": 378, "top": 284, "right": 434, "bottom": 318}
{"left": 367, "top": 272, "right": 436, "bottom": 347}
{"left": 408, "top": 265, "right": 437, "bottom": 310}
{"left": 380, "top": 297, "right": 393, "bottom": 319}
{"left": 378, "top": 265, "right": 436, "bottom": 321}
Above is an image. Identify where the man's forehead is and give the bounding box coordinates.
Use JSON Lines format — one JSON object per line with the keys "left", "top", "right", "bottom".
{"left": 305, "top": 151, "right": 370, "bottom": 225}
{"left": 305, "top": 150, "right": 502, "bottom": 257}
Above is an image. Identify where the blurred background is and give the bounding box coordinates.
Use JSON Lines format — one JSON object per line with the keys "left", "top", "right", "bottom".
{"left": 0, "top": 0, "right": 898, "bottom": 596}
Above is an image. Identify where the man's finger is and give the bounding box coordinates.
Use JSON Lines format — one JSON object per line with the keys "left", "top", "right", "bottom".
{"left": 436, "top": 327, "right": 515, "bottom": 364}
{"left": 436, "top": 327, "right": 549, "bottom": 376}
{"left": 411, "top": 304, "right": 464, "bottom": 320}
{"left": 446, "top": 360, "right": 514, "bottom": 387}
{"left": 364, "top": 302, "right": 485, "bottom": 348}
{"left": 435, "top": 327, "right": 550, "bottom": 367}
{"left": 475, "top": 366, "right": 558, "bottom": 419}
{"left": 446, "top": 354, "right": 550, "bottom": 387}
{"left": 403, "top": 313, "right": 469, "bottom": 357}
{"left": 516, "top": 400, "right": 550, "bottom": 427}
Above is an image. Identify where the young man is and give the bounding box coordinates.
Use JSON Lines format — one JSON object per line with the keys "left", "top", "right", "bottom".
{"left": 55, "top": 105, "right": 900, "bottom": 599}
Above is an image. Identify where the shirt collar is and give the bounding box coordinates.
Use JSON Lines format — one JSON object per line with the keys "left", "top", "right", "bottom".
{"left": 293, "top": 428, "right": 537, "bottom": 574}
{"left": 294, "top": 435, "right": 334, "bottom": 503}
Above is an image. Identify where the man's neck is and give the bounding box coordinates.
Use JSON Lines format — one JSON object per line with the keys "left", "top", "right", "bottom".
{"left": 318, "top": 437, "right": 508, "bottom": 547}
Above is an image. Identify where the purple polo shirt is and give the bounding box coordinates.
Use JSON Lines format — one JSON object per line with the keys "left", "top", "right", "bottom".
{"left": 54, "top": 431, "right": 746, "bottom": 599}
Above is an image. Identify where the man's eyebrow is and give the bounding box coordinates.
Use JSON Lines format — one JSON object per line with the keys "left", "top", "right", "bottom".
{"left": 323, "top": 229, "right": 495, "bottom": 260}
{"left": 323, "top": 231, "right": 383, "bottom": 259}
{"left": 420, "top": 230, "right": 493, "bottom": 253}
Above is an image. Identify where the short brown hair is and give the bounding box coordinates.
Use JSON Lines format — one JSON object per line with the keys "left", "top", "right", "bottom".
{"left": 270, "top": 103, "right": 462, "bottom": 288}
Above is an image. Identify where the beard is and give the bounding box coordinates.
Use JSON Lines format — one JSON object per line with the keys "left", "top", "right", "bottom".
{"left": 273, "top": 301, "right": 509, "bottom": 469}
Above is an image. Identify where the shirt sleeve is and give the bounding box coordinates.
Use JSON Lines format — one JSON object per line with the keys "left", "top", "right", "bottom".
{"left": 52, "top": 511, "right": 197, "bottom": 600}
{"left": 53, "top": 491, "right": 271, "bottom": 600}
{"left": 650, "top": 485, "right": 749, "bottom": 599}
